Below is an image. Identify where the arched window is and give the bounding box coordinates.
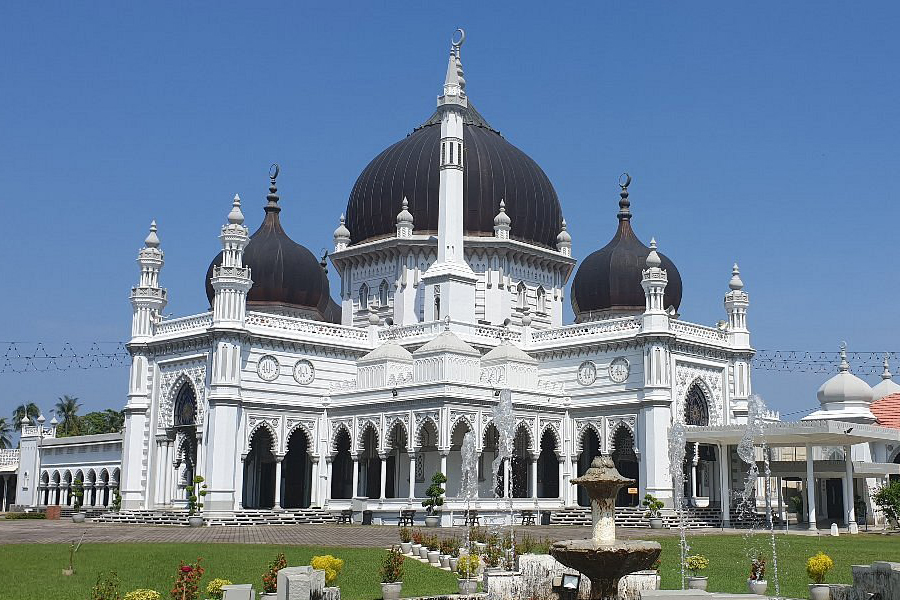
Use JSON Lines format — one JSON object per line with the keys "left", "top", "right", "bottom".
{"left": 379, "top": 280, "right": 389, "bottom": 307}
{"left": 517, "top": 282, "right": 527, "bottom": 310}
{"left": 359, "top": 284, "right": 369, "bottom": 310}
{"left": 685, "top": 384, "right": 710, "bottom": 426}
{"left": 433, "top": 285, "right": 441, "bottom": 320}
{"left": 536, "top": 286, "right": 546, "bottom": 314}
{"left": 173, "top": 383, "right": 197, "bottom": 427}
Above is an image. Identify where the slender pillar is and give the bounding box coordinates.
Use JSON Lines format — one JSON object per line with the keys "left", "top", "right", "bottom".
{"left": 163, "top": 442, "right": 173, "bottom": 506}
{"left": 718, "top": 444, "right": 731, "bottom": 526}
{"left": 324, "top": 455, "right": 333, "bottom": 507}
{"left": 504, "top": 458, "right": 512, "bottom": 500}
{"left": 274, "top": 455, "right": 284, "bottom": 509}
{"left": 439, "top": 450, "right": 449, "bottom": 485}
{"left": 408, "top": 452, "right": 416, "bottom": 502}
{"left": 844, "top": 445, "right": 856, "bottom": 527}
{"left": 195, "top": 433, "right": 203, "bottom": 481}
{"left": 690, "top": 442, "right": 699, "bottom": 499}
{"left": 776, "top": 477, "right": 784, "bottom": 521}
{"left": 806, "top": 443, "right": 817, "bottom": 530}
{"left": 530, "top": 455, "right": 538, "bottom": 499}
{"left": 310, "top": 456, "right": 320, "bottom": 507}
{"left": 352, "top": 455, "right": 360, "bottom": 498}
{"left": 569, "top": 456, "right": 579, "bottom": 506}
{"left": 379, "top": 452, "right": 388, "bottom": 505}
{"left": 558, "top": 457, "right": 565, "bottom": 502}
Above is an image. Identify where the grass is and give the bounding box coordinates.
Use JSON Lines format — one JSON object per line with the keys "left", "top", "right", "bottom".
{"left": 0, "top": 543, "right": 458, "bottom": 600}
{"left": 1, "top": 533, "right": 898, "bottom": 600}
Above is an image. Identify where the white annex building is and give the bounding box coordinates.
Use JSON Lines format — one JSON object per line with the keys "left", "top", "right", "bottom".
{"left": 10, "top": 33, "right": 900, "bottom": 527}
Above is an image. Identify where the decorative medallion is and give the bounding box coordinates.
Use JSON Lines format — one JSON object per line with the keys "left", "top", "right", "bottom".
{"left": 256, "top": 355, "right": 280, "bottom": 381}
{"left": 293, "top": 359, "right": 315, "bottom": 385}
{"left": 608, "top": 357, "right": 630, "bottom": 383}
{"left": 577, "top": 361, "right": 597, "bottom": 386}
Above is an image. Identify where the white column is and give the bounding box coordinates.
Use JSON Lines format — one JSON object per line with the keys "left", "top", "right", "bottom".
{"left": 351, "top": 455, "right": 360, "bottom": 498}
{"left": 844, "top": 445, "right": 855, "bottom": 527}
{"left": 323, "top": 455, "right": 333, "bottom": 508}
{"left": 274, "top": 455, "right": 284, "bottom": 509}
{"left": 558, "top": 457, "right": 565, "bottom": 502}
{"left": 195, "top": 433, "right": 203, "bottom": 481}
{"left": 504, "top": 458, "right": 512, "bottom": 500}
{"left": 162, "top": 441, "right": 172, "bottom": 506}
{"left": 776, "top": 477, "right": 784, "bottom": 521}
{"left": 530, "top": 455, "right": 538, "bottom": 500}
{"left": 806, "top": 443, "right": 817, "bottom": 530}
{"left": 379, "top": 452, "right": 388, "bottom": 505}
{"left": 569, "top": 456, "right": 579, "bottom": 506}
{"left": 690, "top": 442, "right": 699, "bottom": 499}
{"left": 408, "top": 452, "right": 416, "bottom": 502}
{"left": 1, "top": 475, "right": 7, "bottom": 511}
{"left": 310, "top": 456, "right": 320, "bottom": 507}
{"left": 718, "top": 444, "right": 731, "bottom": 526}
{"left": 439, "top": 450, "right": 449, "bottom": 480}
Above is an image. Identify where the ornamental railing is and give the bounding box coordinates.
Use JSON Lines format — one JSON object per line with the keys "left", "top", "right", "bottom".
{"left": 528, "top": 316, "right": 641, "bottom": 343}
{"left": 0, "top": 449, "right": 20, "bottom": 466}
{"left": 155, "top": 313, "right": 213, "bottom": 336}
{"left": 377, "top": 320, "right": 521, "bottom": 344}
{"left": 670, "top": 320, "right": 728, "bottom": 344}
{"left": 246, "top": 312, "right": 370, "bottom": 342}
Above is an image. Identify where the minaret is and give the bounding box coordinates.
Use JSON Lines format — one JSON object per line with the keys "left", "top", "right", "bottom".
{"left": 640, "top": 238, "right": 669, "bottom": 329}
{"left": 393, "top": 198, "right": 419, "bottom": 325}
{"left": 725, "top": 263, "right": 751, "bottom": 421}
{"left": 556, "top": 219, "right": 572, "bottom": 257}
{"left": 422, "top": 29, "right": 477, "bottom": 324}
{"left": 210, "top": 194, "right": 253, "bottom": 327}
{"left": 122, "top": 221, "right": 167, "bottom": 509}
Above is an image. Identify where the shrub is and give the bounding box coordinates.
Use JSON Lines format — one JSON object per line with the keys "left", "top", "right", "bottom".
{"left": 469, "top": 526, "right": 487, "bottom": 543}
{"left": 91, "top": 571, "right": 120, "bottom": 600}
{"left": 440, "top": 537, "right": 455, "bottom": 556}
{"left": 422, "top": 472, "right": 447, "bottom": 515}
{"left": 515, "top": 533, "right": 549, "bottom": 555}
{"left": 205, "top": 579, "right": 232, "bottom": 600}
{"left": 448, "top": 537, "right": 462, "bottom": 558}
{"left": 186, "top": 476, "right": 207, "bottom": 516}
{"left": 411, "top": 529, "right": 425, "bottom": 545}
{"left": 749, "top": 553, "right": 766, "bottom": 581}
{"left": 380, "top": 546, "right": 404, "bottom": 583}
{"left": 642, "top": 493, "right": 664, "bottom": 518}
{"left": 262, "top": 553, "right": 287, "bottom": 594}
{"left": 427, "top": 535, "right": 441, "bottom": 551}
{"left": 4, "top": 512, "right": 46, "bottom": 520}
{"left": 72, "top": 477, "right": 85, "bottom": 512}
{"left": 112, "top": 488, "right": 122, "bottom": 512}
{"left": 873, "top": 481, "right": 900, "bottom": 524}
{"left": 684, "top": 555, "right": 709, "bottom": 576}
{"left": 311, "top": 555, "right": 344, "bottom": 586}
{"left": 124, "top": 591, "right": 161, "bottom": 600}
{"left": 456, "top": 554, "right": 481, "bottom": 579}
{"left": 806, "top": 552, "right": 834, "bottom": 584}
{"left": 170, "top": 558, "right": 204, "bottom": 600}
{"left": 399, "top": 527, "right": 412, "bottom": 543}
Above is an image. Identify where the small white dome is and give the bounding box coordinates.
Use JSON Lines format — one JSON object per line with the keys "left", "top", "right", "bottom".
{"left": 872, "top": 357, "right": 900, "bottom": 402}
{"left": 556, "top": 219, "right": 572, "bottom": 245}
{"left": 493, "top": 199, "right": 511, "bottom": 226}
{"left": 396, "top": 197, "right": 414, "bottom": 225}
{"left": 333, "top": 214, "right": 351, "bottom": 241}
{"left": 816, "top": 348, "right": 872, "bottom": 409}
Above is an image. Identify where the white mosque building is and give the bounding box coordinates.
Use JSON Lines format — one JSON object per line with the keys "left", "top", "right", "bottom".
{"left": 8, "top": 33, "right": 900, "bottom": 527}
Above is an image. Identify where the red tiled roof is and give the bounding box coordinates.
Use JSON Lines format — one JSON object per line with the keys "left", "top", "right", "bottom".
{"left": 871, "top": 392, "right": 900, "bottom": 429}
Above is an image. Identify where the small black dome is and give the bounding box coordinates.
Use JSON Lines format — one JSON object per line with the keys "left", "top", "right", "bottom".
{"left": 345, "top": 107, "right": 563, "bottom": 248}
{"left": 571, "top": 194, "right": 682, "bottom": 319}
{"left": 205, "top": 184, "right": 340, "bottom": 323}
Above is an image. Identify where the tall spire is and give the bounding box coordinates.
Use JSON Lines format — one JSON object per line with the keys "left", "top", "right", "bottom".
{"left": 265, "top": 163, "right": 280, "bottom": 213}
{"left": 144, "top": 220, "right": 160, "bottom": 248}
{"left": 839, "top": 343, "right": 850, "bottom": 372}
{"left": 882, "top": 354, "right": 893, "bottom": 380}
{"left": 617, "top": 172, "right": 632, "bottom": 221}
{"left": 228, "top": 194, "right": 244, "bottom": 225}
{"left": 729, "top": 263, "right": 744, "bottom": 290}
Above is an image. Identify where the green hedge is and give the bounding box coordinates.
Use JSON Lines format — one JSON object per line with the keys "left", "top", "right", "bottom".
{"left": 4, "top": 512, "right": 46, "bottom": 520}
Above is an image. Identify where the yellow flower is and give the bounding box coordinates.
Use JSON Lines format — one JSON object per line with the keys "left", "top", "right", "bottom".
{"left": 311, "top": 555, "right": 345, "bottom": 586}
{"left": 806, "top": 552, "right": 834, "bottom": 584}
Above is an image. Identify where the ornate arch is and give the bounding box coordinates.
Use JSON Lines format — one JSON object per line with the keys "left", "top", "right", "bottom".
{"left": 86, "top": 469, "right": 97, "bottom": 484}
{"left": 414, "top": 413, "right": 439, "bottom": 448}
{"left": 40, "top": 471, "right": 49, "bottom": 486}
{"left": 683, "top": 379, "right": 712, "bottom": 426}
{"left": 357, "top": 418, "right": 380, "bottom": 453}
{"left": 608, "top": 420, "right": 636, "bottom": 453}
{"left": 514, "top": 421, "right": 534, "bottom": 451}
{"left": 159, "top": 368, "right": 207, "bottom": 429}
{"left": 890, "top": 446, "right": 900, "bottom": 464}
{"left": 674, "top": 364, "right": 722, "bottom": 425}
{"left": 330, "top": 421, "right": 353, "bottom": 453}
{"left": 450, "top": 414, "right": 473, "bottom": 442}
{"left": 286, "top": 422, "right": 314, "bottom": 454}
{"left": 51, "top": 470, "right": 60, "bottom": 485}
{"left": 111, "top": 468, "right": 120, "bottom": 486}
{"left": 247, "top": 418, "right": 279, "bottom": 455}
{"left": 99, "top": 469, "right": 109, "bottom": 484}
{"left": 385, "top": 417, "right": 409, "bottom": 450}
{"left": 62, "top": 470, "right": 72, "bottom": 485}
{"left": 539, "top": 422, "right": 562, "bottom": 452}
{"left": 575, "top": 420, "right": 603, "bottom": 452}
{"left": 482, "top": 419, "right": 499, "bottom": 448}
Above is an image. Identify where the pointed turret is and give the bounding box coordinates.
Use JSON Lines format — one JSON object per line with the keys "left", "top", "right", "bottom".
{"left": 130, "top": 220, "right": 167, "bottom": 339}
{"left": 872, "top": 354, "right": 900, "bottom": 402}
{"left": 396, "top": 198, "right": 414, "bottom": 238}
{"left": 724, "top": 263, "right": 749, "bottom": 342}
{"left": 493, "top": 199, "right": 511, "bottom": 239}
{"left": 211, "top": 188, "right": 253, "bottom": 327}
{"left": 556, "top": 219, "right": 572, "bottom": 256}
{"left": 334, "top": 214, "right": 351, "bottom": 251}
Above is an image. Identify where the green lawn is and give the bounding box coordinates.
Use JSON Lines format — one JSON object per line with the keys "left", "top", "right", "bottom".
{"left": 0, "top": 544, "right": 458, "bottom": 600}
{"left": 0, "top": 534, "right": 898, "bottom": 600}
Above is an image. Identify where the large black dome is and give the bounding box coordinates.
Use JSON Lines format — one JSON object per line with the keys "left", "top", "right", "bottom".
{"left": 206, "top": 182, "right": 340, "bottom": 323}
{"left": 345, "top": 107, "right": 563, "bottom": 248}
{"left": 571, "top": 189, "right": 682, "bottom": 320}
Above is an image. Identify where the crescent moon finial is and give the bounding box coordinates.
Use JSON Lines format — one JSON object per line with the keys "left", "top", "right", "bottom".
{"left": 452, "top": 28, "right": 465, "bottom": 49}
{"left": 618, "top": 172, "right": 632, "bottom": 190}
{"left": 269, "top": 163, "right": 280, "bottom": 181}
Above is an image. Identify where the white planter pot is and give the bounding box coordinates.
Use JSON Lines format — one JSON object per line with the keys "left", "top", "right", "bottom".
{"left": 71, "top": 513, "right": 86, "bottom": 523}
{"left": 809, "top": 584, "right": 830, "bottom": 600}
{"left": 260, "top": 594, "right": 278, "bottom": 600}
{"left": 691, "top": 497, "right": 710, "bottom": 508}
{"left": 458, "top": 579, "right": 478, "bottom": 595}
{"left": 748, "top": 579, "right": 768, "bottom": 595}
{"left": 686, "top": 576, "right": 708, "bottom": 591}
{"left": 400, "top": 542, "right": 412, "bottom": 554}
{"left": 474, "top": 542, "right": 487, "bottom": 553}
{"left": 381, "top": 582, "right": 402, "bottom": 600}
{"left": 419, "top": 546, "right": 429, "bottom": 559}
{"left": 410, "top": 543, "right": 421, "bottom": 556}
{"left": 649, "top": 517, "right": 664, "bottom": 529}
{"left": 439, "top": 555, "right": 450, "bottom": 568}
{"left": 425, "top": 515, "right": 441, "bottom": 527}
{"left": 449, "top": 557, "right": 459, "bottom": 572}
{"left": 188, "top": 516, "right": 204, "bottom": 527}
{"left": 427, "top": 550, "right": 439, "bottom": 565}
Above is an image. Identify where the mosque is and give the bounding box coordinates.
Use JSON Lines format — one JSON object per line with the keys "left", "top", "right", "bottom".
{"left": 6, "top": 33, "right": 900, "bottom": 527}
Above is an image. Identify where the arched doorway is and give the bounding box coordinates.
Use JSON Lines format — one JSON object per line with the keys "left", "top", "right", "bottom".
{"left": 283, "top": 428, "right": 312, "bottom": 509}
{"left": 449, "top": 420, "right": 472, "bottom": 498}
{"left": 416, "top": 420, "right": 439, "bottom": 498}
{"left": 40, "top": 472, "right": 49, "bottom": 505}
{"left": 537, "top": 429, "right": 559, "bottom": 498}
{"left": 359, "top": 425, "right": 380, "bottom": 499}
{"left": 331, "top": 427, "right": 353, "bottom": 499}
{"left": 577, "top": 428, "right": 601, "bottom": 506}
{"left": 511, "top": 424, "right": 531, "bottom": 498}
{"left": 611, "top": 426, "right": 638, "bottom": 506}
{"left": 482, "top": 423, "right": 503, "bottom": 498}
{"left": 173, "top": 383, "right": 199, "bottom": 501}
{"left": 243, "top": 426, "right": 276, "bottom": 508}
{"left": 684, "top": 383, "right": 712, "bottom": 500}
{"left": 51, "top": 471, "right": 61, "bottom": 505}
{"left": 385, "top": 422, "right": 408, "bottom": 499}
{"left": 99, "top": 469, "right": 110, "bottom": 506}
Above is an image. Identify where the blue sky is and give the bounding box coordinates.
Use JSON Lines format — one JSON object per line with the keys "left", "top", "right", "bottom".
{"left": 1, "top": 2, "right": 898, "bottom": 422}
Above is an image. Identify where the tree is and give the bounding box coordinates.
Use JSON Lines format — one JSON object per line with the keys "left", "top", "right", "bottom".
{"left": 421, "top": 471, "right": 447, "bottom": 514}
{"left": 72, "top": 409, "right": 125, "bottom": 436}
{"left": 12, "top": 402, "right": 40, "bottom": 431}
{"left": 103, "top": 409, "right": 125, "bottom": 433}
{"left": 873, "top": 481, "right": 900, "bottom": 525}
{"left": 0, "top": 418, "right": 12, "bottom": 449}
{"left": 54, "top": 395, "right": 81, "bottom": 437}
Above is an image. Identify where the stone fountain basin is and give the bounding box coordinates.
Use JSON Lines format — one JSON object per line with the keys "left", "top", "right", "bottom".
{"left": 550, "top": 539, "right": 661, "bottom": 581}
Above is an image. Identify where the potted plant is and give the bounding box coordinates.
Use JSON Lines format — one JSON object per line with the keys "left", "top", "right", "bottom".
{"left": 456, "top": 553, "right": 480, "bottom": 595}
{"left": 470, "top": 526, "right": 488, "bottom": 553}
{"left": 439, "top": 537, "right": 455, "bottom": 568}
{"left": 747, "top": 552, "right": 767, "bottom": 595}
{"left": 427, "top": 535, "right": 440, "bottom": 565}
{"left": 399, "top": 527, "right": 413, "bottom": 554}
{"left": 311, "top": 554, "right": 344, "bottom": 589}
{"left": 205, "top": 578, "right": 233, "bottom": 600}
{"left": 380, "top": 546, "right": 404, "bottom": 600}
{"left": 422, "top": 472, "right": 447, "bottom": 527}
{"left": 410, "top": 529, "right": 424, "bottom": 557}
{"left": 642, "top": 493, "right": 664, "bottom": 529}
{"left": 261, "top": 552, "right": 287, "bottom": 600}
{"left": 448, "top": 538, "right": 461, "bottom": 572}
{"left": 171, "top": 558, "right": 205, "bottom": 600}
{"left": 186, "top": 475, "right": 207, "bottom": 527}
{"left": 807, "top": 552, "right": 834, "bottom": 600}
{"left": 684, "top": 554, "right": 709, "bottom": 590}
{"left": 71, "top": 477, "right": 85, "bottom": 522}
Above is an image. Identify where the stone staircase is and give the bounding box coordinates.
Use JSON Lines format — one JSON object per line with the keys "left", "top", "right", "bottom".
{"left": 93, "top": 508, "right": 335, "bottom": 527}
{"left": 550, "top": 506, "right": 723, "bottom": 528}
{"left": 58, "top": 507, "right": 109, "bottom": 519}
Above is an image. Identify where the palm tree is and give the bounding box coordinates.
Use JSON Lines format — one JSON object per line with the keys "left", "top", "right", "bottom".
{"left": 12, "top": 402, "right": 40, "bottom": 430}
{"left": 54, "top": 395, "right": 81, "bottom": 436}
{"left": 0, "top": 418, "right": 12, "bottom": 449}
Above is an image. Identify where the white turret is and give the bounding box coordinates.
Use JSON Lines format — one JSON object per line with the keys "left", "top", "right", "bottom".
{"left": 556, "top": 219, "right": 572, "bottom": 257}
{"left": 334, "top": 214, "right": 351, "bottom": 251}
{"left": 640, "top": 238, "right": 669, "bottom": 328}
{"left": 210, "top": 193, "right": 253, "bottom": 326}
{"left": 396, "top": 198, "right": 414, "bottom": 238}
{"left": 130, "top": 221, "right": 167, "bottom": 339}
{"left": 493, "top": 199, "right": 511, "bottom": 239}
{"left": 872, "top": 355, "right": 900, "bottom": 402}
{"left": 724, "top": 263, "right": 750, "bottom": 349}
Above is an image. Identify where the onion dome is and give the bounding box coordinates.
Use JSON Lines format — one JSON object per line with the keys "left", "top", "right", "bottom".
{"left": 344, "top": 105, "right": 563, "bottom": 248}
{"left": 804, "top": 345, "right": 876, "bottom": 422}
{"left": 571, "top": 179, "right": 682, "bottom": 320}
{"left": 872, "top": 356, "right": 900, "bottom": 402}
{"left": 145, "top": 221, "right": 160, "bottom": 248}
{"left": 206, "top": 173, "right": 339, "bottom": 322}
{"left": 556, "top": 219, "right": 572, "bottom": 246}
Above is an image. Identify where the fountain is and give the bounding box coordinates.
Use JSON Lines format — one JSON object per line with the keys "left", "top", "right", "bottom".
{"left": 550, "top": 455, "right": 661, "bottom": 600}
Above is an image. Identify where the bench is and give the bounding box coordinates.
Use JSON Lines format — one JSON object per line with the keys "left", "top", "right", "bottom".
{"left": 336, "top": 509, "right": 353, "bottom": 524}
{"left": 520, "top": 510, "right": 536, "bottom": 526}
{"left": 398, "top": 509, "right": 416, "bottom": 526}
{"left": 464, "top": 510, "right": 480, "bottom": 526}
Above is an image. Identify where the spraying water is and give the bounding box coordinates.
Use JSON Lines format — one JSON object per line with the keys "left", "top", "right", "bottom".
{"left": 491, "top": 389, "right": 517, "bottom": 569}
{"left": 460, "top": 431, "right": 478, "bottom": 554}
{"left": 668, "top": 420, "right": 689, "bottom": 589}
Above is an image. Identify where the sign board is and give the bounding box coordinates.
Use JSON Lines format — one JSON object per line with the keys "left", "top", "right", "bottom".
{"left": 627, "top": 487, "right": 638, "bottom": 495}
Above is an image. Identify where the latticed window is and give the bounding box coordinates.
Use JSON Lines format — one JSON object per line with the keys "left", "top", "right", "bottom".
{"left": 173, "top": 384, "right": 196, "bottom": 427}
{"left": 685, "top": 384, "right": 710, "bottom": 426}
{"left": 359, "top": 284, "right": 369, "bottom": 310}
